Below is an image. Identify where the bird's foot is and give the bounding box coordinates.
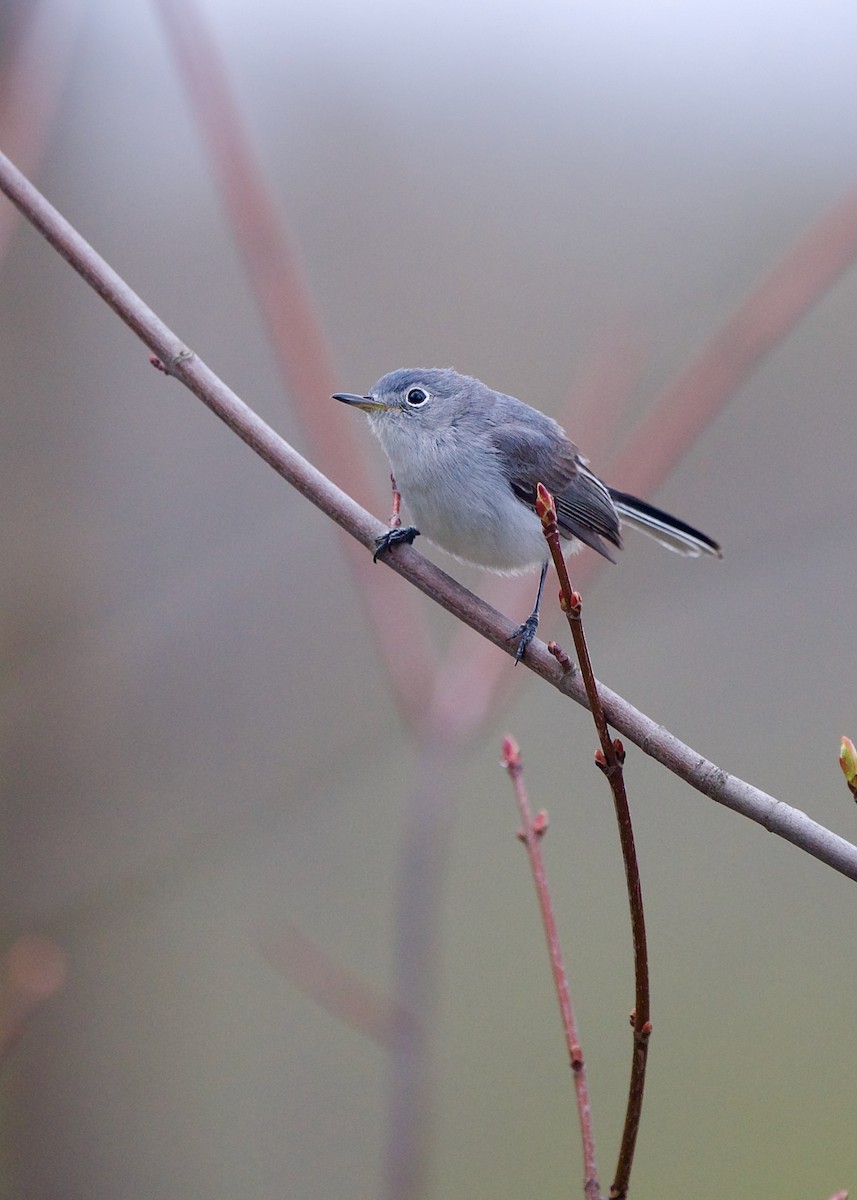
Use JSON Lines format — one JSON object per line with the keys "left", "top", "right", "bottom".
{"left": 373, "top": 525, "right": 420, "bottom": 562}
{"left": 511, "top": 613, "right": 540, "bottom": 663}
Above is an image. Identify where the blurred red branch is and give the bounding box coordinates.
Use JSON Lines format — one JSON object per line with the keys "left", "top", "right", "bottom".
{"left": 0, "top": 0, "right": 85, "bottom": 263}
{"left": 610, "top": 186, "right": 857, "bottom": 497}
{"left": 0, "top": 935, "right": 67, "bottom": 1061}
{"left": 152, "top": 0, "right": 435, "bottom": 724}
{"left": 259, "top": 926, "right": 405, "bottom": 1048}
{"left": 503, "top": 736, "right": 600, "bottom": 1200}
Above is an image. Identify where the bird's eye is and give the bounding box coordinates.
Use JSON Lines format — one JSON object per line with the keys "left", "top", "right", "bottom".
{"left": 405, "top": 387, "right": 429, "bottom": 407}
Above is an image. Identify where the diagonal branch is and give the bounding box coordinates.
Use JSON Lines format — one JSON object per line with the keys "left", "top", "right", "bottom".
{"left": 1, "top": 148, "right": 855, "bottom": 886}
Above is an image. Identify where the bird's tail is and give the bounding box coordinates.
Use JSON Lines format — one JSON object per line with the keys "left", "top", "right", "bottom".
{"left": 608, "top": 489, "right": 722, "bottom": 558}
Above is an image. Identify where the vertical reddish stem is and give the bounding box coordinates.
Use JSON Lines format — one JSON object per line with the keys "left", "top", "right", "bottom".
{"left": 535, "top": 484, "right": 651, "bottom": 1200}
{"left": 503, "top": 736, "right": 601, "bottom": 1200}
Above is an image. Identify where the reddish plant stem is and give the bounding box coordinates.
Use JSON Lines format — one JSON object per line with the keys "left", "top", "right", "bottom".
{"left": 502, "top": 736, "right": 600, "bottom": 1200}
{"left": 535, "top": 484, "right": 651, "bottom": 1200}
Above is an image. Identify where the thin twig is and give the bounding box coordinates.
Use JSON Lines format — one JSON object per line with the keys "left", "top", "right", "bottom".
{"left": 1, "top": 150, "right": 856, "bottom": 886}
{"left": 535, "top": 483, "right": 650, "bottom": 1200}
{"left": 502, "top": 735, "right": 600, "bottom": 1200}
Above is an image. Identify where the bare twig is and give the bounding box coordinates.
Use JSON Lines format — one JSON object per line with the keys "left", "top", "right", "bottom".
{"left": 1, "top": 150, "right": 856, "bottom": 887}
{"left": 502, "top": 735, "right": 600, "bottom": 1200}
{"left": 536, "top": 484, "right": 650, "bottom": 1200}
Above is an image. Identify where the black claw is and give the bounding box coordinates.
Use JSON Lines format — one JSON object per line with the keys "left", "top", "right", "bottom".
{"left": 373, "top": 525, "right": 420, "bottom": 562}
{"left": 511, "top": 614, "right": 540, "bottom": 663}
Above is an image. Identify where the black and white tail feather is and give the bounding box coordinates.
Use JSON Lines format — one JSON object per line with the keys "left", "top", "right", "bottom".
{"left": 608, "top": 488, "right": 722, "bottom": 559}
{"left": 545, "top": 457, "right": 721, "bottom": 564}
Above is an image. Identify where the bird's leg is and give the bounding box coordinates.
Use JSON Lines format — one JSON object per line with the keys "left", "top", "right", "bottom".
{"left": 373, "top": 472, "right": 420, "bottom": 561}
{"left": 511, "top": 560, "right": 549, "bottom": 662}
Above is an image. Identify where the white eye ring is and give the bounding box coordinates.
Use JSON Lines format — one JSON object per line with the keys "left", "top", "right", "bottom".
{"left": 405, "top": 387, "right": 430, "bottom": 407}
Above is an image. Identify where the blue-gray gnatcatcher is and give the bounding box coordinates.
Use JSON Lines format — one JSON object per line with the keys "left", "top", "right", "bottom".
{"left": 333, "top": 368, "right": 721, "bottom": 658}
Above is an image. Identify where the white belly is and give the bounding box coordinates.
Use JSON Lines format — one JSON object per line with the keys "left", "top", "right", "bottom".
{"left": 380, "top": 431, "right": 553, "bottom": 572}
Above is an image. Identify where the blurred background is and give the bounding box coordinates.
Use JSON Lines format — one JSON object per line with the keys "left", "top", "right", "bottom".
{"left": 2, "top": 0, "right": 857, "bottom": 1196}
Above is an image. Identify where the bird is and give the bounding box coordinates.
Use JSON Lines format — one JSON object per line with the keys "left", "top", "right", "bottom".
{"left": 333, "top": 368, "right": 721, "bottom": 658}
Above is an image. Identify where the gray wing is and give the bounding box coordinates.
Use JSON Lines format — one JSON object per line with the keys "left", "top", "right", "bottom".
{"left": 489, "top": 406, "right": 622, "bottom": 562}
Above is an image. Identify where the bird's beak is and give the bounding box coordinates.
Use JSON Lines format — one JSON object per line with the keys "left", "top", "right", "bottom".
{"left": 332, "top": 392, "right": 386, "bottom": 412}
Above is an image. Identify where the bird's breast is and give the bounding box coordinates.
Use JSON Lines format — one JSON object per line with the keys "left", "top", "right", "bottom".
{"left": 378, "top": 429, "right": 548, "bottom": 572}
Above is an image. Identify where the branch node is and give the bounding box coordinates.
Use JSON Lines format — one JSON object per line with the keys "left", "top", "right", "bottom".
{"left": 535, "top": 481, "right": 558, "bottom": 534}
{"left": 501, "top": 734, "right": 521, "bottom": 772}
{"left": 149, "top": 346, "right": 195, "bottom": 377}
{"left": 547, "top": 640, "right": 574, "bottom": 671}
{"left": 515, "top": 810, "right": 548, "bottom": 843}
